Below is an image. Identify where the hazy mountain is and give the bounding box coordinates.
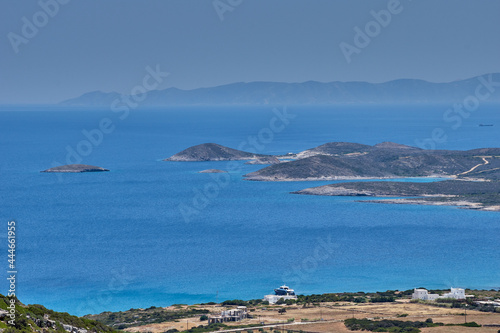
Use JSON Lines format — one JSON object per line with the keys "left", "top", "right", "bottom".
{"left": 60, "top": 73, "right": 500, "bottom": 106}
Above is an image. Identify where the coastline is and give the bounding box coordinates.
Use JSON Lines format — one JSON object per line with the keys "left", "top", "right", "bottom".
{"left": 245, "top": 175, "right": 452, "bottom": 182}
{"left": 359, "top": 198, "right": 500, "bottom": 212}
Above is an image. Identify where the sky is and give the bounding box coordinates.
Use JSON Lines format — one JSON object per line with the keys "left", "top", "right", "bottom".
{"left": 1, "top": 0, "right": 499, "bottom": 104}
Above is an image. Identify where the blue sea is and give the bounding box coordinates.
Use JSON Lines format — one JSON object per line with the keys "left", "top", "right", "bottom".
{"left": 1, "top": 104, "right": 499, "bottom": 316}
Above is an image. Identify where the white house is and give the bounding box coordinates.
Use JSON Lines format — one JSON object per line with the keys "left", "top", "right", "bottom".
{"left": 411, "top": 288, "right": 439, "bottom": 301}
{"left": 208, "top": 306, "right": 248, "bottom": 324}
{"left": 441, "top": 287, "right": 465, "bottom": 300}
{"left": 412, "top": 287, "right": 465, "bottom": 301}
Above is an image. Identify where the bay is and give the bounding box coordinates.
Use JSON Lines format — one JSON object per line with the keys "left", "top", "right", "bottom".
{"left": 0, "top": 104, "right": 499, "bottom": 315}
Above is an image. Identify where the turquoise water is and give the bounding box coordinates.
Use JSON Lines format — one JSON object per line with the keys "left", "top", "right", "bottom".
{"left": 0, "top": 104, "right": 499, "bottom": 316}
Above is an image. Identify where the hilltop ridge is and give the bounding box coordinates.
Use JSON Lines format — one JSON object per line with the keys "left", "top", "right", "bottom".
{"left": 60, "top": 74, "right": 500, "bottom": 106}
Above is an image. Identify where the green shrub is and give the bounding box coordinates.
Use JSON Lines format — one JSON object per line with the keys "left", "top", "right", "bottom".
{"left": 221, "top": 299, "right": 248, "bottom": 306}
{"left": 461, "top": 322, "right": 481, "bottom": 327}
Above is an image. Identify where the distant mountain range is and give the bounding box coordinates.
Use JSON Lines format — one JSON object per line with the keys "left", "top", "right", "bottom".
{"left": 60, "top": 73, "right": 500, "bottom": 106}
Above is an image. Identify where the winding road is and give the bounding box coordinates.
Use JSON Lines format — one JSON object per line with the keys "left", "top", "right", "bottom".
{"left": 457, "top": 156, "right": 491, "bottom": 176}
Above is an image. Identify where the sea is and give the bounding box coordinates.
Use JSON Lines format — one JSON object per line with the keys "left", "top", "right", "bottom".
{"left": 0, "top": 104, "right": 499, "bottom": 316}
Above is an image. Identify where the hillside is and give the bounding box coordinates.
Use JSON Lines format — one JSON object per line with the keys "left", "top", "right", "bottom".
{"left": 244, "top": 146, "right": 490, "bottom": 181}
{"left": 0, "top": 294, "right": 119, "bottom": 333}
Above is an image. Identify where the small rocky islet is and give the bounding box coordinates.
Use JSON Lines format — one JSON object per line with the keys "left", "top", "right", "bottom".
{"left": 41, "top": 164, "right": 109, "bottom": 173}
{"left": 198, "top": 169, "right": 228, "bottom": 173}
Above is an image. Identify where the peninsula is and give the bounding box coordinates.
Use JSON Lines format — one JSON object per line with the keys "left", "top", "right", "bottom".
{"left": 293, "top": 179, "right": 500, "bottom": 211}
{"left": 167, "top": 142, "right": 500, "bottom": 211}
{"left": 244, "top": 144, "right": 500, "bottom": 181}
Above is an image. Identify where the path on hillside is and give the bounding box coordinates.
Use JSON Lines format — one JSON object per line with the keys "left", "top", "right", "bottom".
{"left": 457, "top": 157, "right": 490, "bottom": 176}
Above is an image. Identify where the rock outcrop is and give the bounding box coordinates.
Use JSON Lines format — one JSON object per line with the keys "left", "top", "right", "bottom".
{"left": 245, "top": 156, "right": 281, "bottom": 165}
{"left": 199, "top": 169, "right": 228, "bottom": 173}
{"left": 41, "top": 164, "right": 109, "bottom": 173}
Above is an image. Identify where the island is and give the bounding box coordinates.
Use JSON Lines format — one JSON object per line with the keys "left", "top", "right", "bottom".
{"left": 198, "top": 169, "right": 228, "bottom": 173}
{"left": 41, "top": 164, "right": 110, "bottom": 173}
{"left": 164, "top": 143, "right": 270, "bottom": 161}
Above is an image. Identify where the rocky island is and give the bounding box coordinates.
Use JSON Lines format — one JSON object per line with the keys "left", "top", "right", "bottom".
{"left": 164, "top": 143, "right": 271, "bottom": 161}
{"left": 41, "top": 164, "right": 110, "bottom": 173}
{"left": 198, "top": 169, "right": 228, "bottom": 173}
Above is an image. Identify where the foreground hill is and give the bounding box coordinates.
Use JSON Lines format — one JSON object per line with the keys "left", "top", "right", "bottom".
{"left": 0, "top": 294, "right": 118, "bottom": 333}
{"left": 85, "top": 289, "right": 499, "bottom": 333}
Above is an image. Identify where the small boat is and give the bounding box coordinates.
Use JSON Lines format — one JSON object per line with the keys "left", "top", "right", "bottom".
{"left": 274, "top": 285, "right": 295, "bottom": 296}
{"left": 479, "top": 124, "right": 494, "bottom": 127}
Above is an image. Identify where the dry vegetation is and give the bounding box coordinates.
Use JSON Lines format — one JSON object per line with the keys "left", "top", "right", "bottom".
{"left": 124, "top": 300, "right": 500, "bottom": 333}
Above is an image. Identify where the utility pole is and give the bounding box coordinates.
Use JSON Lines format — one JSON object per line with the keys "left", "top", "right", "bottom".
{"left": 464, "top": 304, "right": 467, "bottom": 324}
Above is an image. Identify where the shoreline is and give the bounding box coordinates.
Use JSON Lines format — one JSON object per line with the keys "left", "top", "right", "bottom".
{"left": 245, "top": 175, "right": 453, "bottom": 182}
{"left": 359, "top": 198, "right": 500, "bottom": 212}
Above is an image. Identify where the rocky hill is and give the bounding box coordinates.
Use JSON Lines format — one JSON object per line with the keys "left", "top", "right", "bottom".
{"left": 244, "top": 145, "right": 487, "bottom": 181}
{"left": 164, "top": 143, "right": 269, "bottom": 161}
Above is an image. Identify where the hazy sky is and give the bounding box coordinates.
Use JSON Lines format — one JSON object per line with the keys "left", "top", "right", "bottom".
{"left": 1, "top": 0, "right": 499, "bottom": 104}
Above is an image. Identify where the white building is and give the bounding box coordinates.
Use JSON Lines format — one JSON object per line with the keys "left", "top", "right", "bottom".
{"left": 412, "top": 287, "right": 466, "bottom": 301}
{"left": 412, "top": 288, "right": 440, "bottom": 301}
{"left": 441, "top": 287, "right": 465, "bottom": 300}
{"left": 208, "top": 306, "right": 248, "bottom": 324}
{"left": 475, "top": 300, "right": 500, "bottom": 307}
